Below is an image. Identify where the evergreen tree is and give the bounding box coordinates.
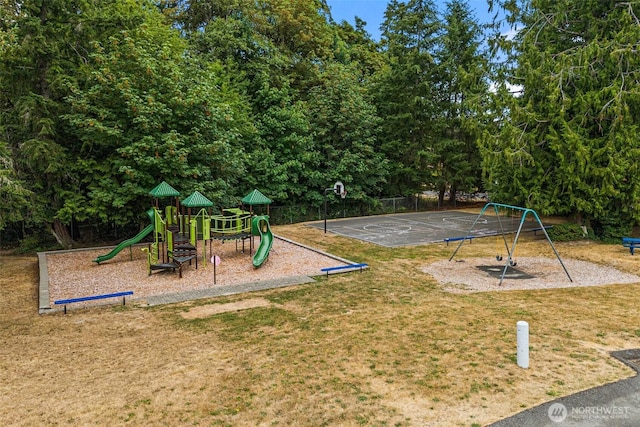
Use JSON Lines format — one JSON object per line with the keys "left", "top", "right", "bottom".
{"left": 307, "top": 63, "right": 389, "bottom": 203}
{"left": 482, "top": 0, "right": 640, "bottom": 234}
{"left": 0, "top": 142, "right": 32, "bottom": 231}
{"left": 0, "top": 0, "right": 98, "bottom": 245}
{"left": 432, "top": 0, "right": 489, "bottom": 205}
{"left": 375, "top": 0, "right": 442, "bottom": 196}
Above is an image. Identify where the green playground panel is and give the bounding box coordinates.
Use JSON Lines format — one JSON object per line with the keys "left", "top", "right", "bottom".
{"left": 210, "top": 210, "right": 252, "bottom": 235}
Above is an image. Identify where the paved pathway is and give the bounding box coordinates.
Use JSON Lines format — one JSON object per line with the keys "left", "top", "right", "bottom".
{"left": 491, "top": 349, "right": 640, "bottom": 426}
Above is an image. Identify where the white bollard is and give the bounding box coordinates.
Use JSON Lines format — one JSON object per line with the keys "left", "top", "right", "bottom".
{"left": 517, "top": 321, "right": 529, "bottom": 369}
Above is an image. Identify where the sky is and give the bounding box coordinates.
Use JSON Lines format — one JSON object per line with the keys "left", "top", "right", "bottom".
{"left": 325, "top": 0, "right": 501, "bottom": 41}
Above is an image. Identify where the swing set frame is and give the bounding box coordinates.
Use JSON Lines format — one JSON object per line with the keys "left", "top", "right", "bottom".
{"left": 449, "top": 202, "right": 573, "bottom": 285}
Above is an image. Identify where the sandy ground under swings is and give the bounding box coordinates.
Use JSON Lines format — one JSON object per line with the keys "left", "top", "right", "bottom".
{"left": 44, "top": 235, "right": 349, "bottom": 309}
{"left": 422, "top": 256, "right": 640, "bottom": 293}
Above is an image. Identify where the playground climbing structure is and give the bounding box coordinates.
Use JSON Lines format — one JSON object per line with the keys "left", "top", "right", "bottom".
{"left": 93, "top": 182, "right": 275, "bottom": 276}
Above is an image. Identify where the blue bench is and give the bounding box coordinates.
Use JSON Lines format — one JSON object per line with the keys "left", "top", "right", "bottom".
{"left": 622, "top": 237, "right": 640, "bottom": 255}
{"left": 321, "top": 263, "right": 368, "bottom": 277}
{"left": 54, "top": 291, "right": 133, "bottom": 313}
{"left": 444, "top": 236, "right": 475, "bottom": 246}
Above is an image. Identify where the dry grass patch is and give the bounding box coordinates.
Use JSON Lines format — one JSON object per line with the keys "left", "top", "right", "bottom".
{"left": 179, "top": 298, "right": 272, "bottom": 319}
{"left": 1, "top": 223, "right": 640, "bottom": 426}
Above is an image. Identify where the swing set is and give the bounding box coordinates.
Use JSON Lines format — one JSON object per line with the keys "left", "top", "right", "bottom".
{"left": 449, "top": 202, "right": 572, "bottom": 285}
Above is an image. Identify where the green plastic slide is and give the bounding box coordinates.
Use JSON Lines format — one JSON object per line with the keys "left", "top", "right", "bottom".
{"left": 94, "top": 224, "right": 154, "bottom": 264}
{"left": 252, "top": 216, "right": 273, "bottom": 268}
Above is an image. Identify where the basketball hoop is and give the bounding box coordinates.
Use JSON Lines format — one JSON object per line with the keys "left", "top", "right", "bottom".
{"left": 333, "top": 181, "right": 345, "bottom": 198}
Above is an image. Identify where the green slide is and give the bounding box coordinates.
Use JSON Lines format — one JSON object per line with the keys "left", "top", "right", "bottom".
{"left": 251, "top": 216, "right": 273, "bottom": 268}
{"left": 94, "top": 223, "right": 154, "bottom": 264}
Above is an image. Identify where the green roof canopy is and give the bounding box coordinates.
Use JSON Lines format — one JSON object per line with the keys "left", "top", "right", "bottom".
{"left": 242, "top": 189, "right": 272, "bottom": 205}
{"left": 182, "top": 191, "right": 214, "bottom": 208}
{"left": 149, "top": 181, "right": 180, "bottom": 198}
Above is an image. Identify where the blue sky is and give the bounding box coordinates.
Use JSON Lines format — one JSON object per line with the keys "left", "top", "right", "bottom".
{"left": 325, "top": 0, "right": 500, "bottom": 40}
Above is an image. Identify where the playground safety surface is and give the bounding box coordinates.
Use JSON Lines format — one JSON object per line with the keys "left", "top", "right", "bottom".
{"left": 309, "top": 210, "right": 542, "bottom": 247}
{"left": 38, "top": 236, "right": 354, "bottom": 314}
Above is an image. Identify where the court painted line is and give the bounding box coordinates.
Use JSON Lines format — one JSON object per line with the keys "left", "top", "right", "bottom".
{"left": 310, "top": 211, "right": 534, "bottom": 247}
{"left": 363, "top": 224, "right": 412, "bottom": 234}
{"left": 362, "top": 222, "right": 446, "bottom": 235}
{"left": 336, "top": 224, "right": 390, "bottom": 236}
{"left": 323, "top": 226, "right": 383, "bottom": 239}
{"left": 331, "top": 219, "right": 478, "bottom": 243}
{"left": 323, "top": 226, "right": 429, "bottom": 247}
{"left": 378, "top": 216, "right": 448, "bottom": 231}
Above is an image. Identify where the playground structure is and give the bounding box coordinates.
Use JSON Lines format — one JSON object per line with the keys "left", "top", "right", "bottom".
{"left": 449, "top": 202, "right": 572, "bottom": 285}
{"left": 94, "top": 182, "right": 274, "bottom": 277}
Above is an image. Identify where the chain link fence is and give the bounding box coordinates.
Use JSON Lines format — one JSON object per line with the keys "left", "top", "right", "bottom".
{"left": 264, "top": 195, "right": 456, "bottom": 226}
{"left": 1, "top": 194, "right": 485, "bottom": 248}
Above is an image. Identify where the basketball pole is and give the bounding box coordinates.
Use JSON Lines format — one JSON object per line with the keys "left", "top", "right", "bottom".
{"left": 323, "top": 181, "right": 344, "bottom": 234}
{"left": 323, "top": 187, "right": 333, "bottom": 233}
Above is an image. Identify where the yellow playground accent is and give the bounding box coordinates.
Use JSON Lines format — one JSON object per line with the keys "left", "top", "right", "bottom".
{"left": 210, "top": 209, "right": 252, "bottom": 236}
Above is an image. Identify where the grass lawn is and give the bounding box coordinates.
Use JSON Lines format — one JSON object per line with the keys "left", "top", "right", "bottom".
{"left": 1, "top": 221, "right": 639, "bottom": 426}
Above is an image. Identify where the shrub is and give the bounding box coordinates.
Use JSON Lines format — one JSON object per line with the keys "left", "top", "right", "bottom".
{"left": 590, "top": 217, "right": 632, "bottom": 243}
{"left": 14, "top": 233, "right": 61, "bottom": 254}
{"left": 547, "top": 223, "right": 588, "bottom": 242}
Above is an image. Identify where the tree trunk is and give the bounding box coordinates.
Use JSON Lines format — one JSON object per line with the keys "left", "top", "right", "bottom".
{"left": 51, "top": 219, "right": 74, "bottom": 249}
{"left": 438, "top": 184, "right": 446, "bottom": 208}
{"left": 449, "top": 186, "right": 457, "bottom": 206}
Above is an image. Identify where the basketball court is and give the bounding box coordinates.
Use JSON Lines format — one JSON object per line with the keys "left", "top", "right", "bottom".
{"left": 308, "top": 210, "right": 542, "bottom": 248}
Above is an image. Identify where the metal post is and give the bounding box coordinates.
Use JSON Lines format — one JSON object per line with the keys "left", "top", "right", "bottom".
{"left": 499, "top": 213, "right": 525, "bottom": 285}
{"left": 323, "top": 187, "right": 333, "bottom": 233}
{"left": 517, "top": 321, "right": 529, "bottom": 368}
{"left": 449, "top": 203, "right": 491, "bottom": 261}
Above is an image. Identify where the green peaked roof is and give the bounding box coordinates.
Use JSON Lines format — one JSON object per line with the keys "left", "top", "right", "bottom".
{"left": 242, "top": 189, "right": 272, "bottom": 205}
{"left": 182, "top": 191, "right": 214, "bottom": 208}
{"left": 149, "top": 181, "right": 180, "bottom": 198}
